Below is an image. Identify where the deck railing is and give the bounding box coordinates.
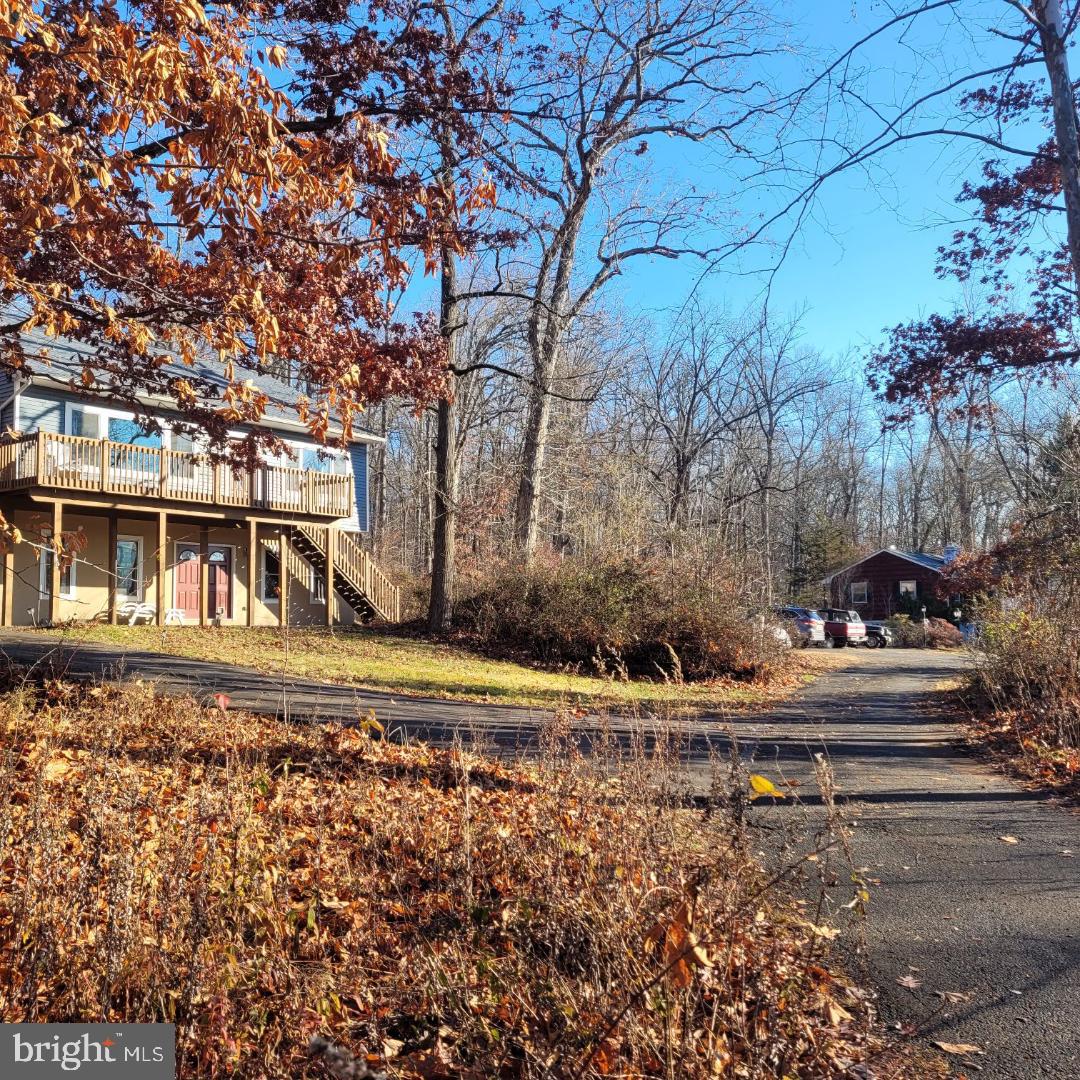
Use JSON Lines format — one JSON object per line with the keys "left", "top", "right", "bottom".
{"left": 0, "top": 432, "right": 354, "bottom": 519}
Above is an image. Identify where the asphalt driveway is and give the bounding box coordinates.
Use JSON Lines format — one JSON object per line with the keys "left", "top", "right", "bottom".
{"left": 0, "top": 633, "right": 1076, "bottom": 1078}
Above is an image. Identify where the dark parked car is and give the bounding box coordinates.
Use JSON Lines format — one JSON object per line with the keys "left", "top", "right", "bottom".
{"left": 863, "top": 621, "right": 893, "bottom": 648}
{"left": 774, "top": 605, "right": 826, "bottom": 646}
{"left": 821, "top": 608, "right": 867, "bottom": 647}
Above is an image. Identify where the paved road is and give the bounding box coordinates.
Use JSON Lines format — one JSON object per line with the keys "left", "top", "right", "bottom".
{"left": 0, "top": 634, "right": 1076, "bottom": 1078}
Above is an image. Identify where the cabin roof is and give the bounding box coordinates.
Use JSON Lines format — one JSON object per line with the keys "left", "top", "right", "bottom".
{"left": 821, "top": 547, "right": 948, "bottom": 584}
{"left": 9, "top": 328, "right": 381, "bottom": 444}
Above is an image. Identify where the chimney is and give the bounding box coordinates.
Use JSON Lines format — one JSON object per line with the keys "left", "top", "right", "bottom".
{"left": 943, "top": 543, "right": 961, "bottom": 564}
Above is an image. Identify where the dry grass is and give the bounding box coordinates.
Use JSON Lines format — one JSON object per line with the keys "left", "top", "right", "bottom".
{"left": 0, "top": 670, "right": 905, "bottom": 1078}
{"left": 3, "top": 625, "right": 849, "bottom": 712}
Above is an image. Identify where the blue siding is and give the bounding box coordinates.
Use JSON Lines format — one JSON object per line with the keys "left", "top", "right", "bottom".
{"left": 16, "top": 384, "right": 67, "bottom": 434}
{"left": 14, "top": 379, "right": 372, "bottom": 532}
{"left": 348, "top": 443, "right": 368, "bottom": 532}
{"left": 0, "top": 370, "right": 13, "bottom": 430}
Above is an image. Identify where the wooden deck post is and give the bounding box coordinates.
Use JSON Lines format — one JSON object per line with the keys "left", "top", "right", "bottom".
{"left": 107, "top": 514, "right": 118, "bottom": 624}
{"left": 247, "top": 520, "right": 257, "bottom": 627}
{"left": 199, "top": 524, "right": 209, "bottom": 627}
{"left": 49, "top": 501, "right": 62, "bottom": 626}
{"left": 155, "top": 511, "right": 166, "bottom": 626}
{"left": 278, "top": 527, "right": 288, "bottom": 628}
{"left": 325, "top": 526, "right": 335, "bottom": 627}
{"left": 2, "top": 542, "right": 13, "bottom": 627}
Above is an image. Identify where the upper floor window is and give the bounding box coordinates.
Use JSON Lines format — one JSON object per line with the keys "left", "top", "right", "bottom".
{"left": 67, "top": 403, "right": 165, "bottom": 448}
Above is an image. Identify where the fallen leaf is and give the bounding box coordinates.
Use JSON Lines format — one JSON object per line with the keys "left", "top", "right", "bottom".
{"left": 896, "top": 974, "right": 922, "bottom": 990}
{"left": 933, "top": 1041, "right": 984, "bottom": 1056}
{"left": 827, "top": 1000, "right": 853, "bottom": 1025}
{"left": 749, "top": 773, "right": 780, "bottom": 798}
{"left": 44, "top": 759, "right": 70, "bottom": 781}
{"left": 998, "top": 835, "right": 1020, "bottom": 844}
{"left": 934, "top": 989, "right": 975, "bottom": 1004}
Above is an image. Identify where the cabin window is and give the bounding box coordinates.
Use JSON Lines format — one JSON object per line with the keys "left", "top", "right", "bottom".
{"left": 308, "top": 558, "right": 326, "bottom": 604}
{"left": 115, "top": 537, "right": 142, "bottom": 600}
{"left": 850, "top": 581, "right": 869, "bottom": 605}
{"left": 301, "top": 447, "right": 350, "bottom": 475}
{"left": 39, "top": 533, "right": 76, "bottom": 600}
{"left": 261, "top": 548, "right": 281, "bottom": 603}
{"left": 67, "top": 403, "right": 166, "bottom": 447}
{"left": 899, "top": 580, "right": 917, "bottom": 598}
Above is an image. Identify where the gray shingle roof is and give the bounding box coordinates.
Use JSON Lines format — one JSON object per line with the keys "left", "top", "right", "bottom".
{"left": 10, "top": 328, "right": 377, "bottom": 443}
{"left": 895, "top": 550, "right": 947, "bottom": 571}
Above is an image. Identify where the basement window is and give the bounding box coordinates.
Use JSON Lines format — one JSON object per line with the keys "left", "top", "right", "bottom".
{"left": 261, "top": 548, "right": 281, "bottom": 603}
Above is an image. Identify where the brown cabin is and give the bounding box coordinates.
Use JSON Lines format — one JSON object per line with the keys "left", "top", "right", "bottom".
{"left": 822, "top": 547, "right": 957, "bottom": 621}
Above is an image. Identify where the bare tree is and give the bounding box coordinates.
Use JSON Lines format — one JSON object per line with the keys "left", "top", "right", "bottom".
{"left": 487, "top": 0, "right": 784, "bottom": 559}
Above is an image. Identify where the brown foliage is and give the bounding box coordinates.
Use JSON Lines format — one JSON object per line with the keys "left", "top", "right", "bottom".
{"left": 451, "top": 557, "right": 790, "bottom": 683}
{"left": 0, "top": 676, "right": 882, "bottom": 1077}
{"left": 0, "top": 0, "right": 451, "bottom": 457}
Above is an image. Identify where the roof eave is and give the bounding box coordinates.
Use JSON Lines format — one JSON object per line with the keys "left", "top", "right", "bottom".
{"left": 821, "top": 548, "right": 945, "bottom": 585}
{"left": 24, "top": 371, "right": 386, "bottom": 446}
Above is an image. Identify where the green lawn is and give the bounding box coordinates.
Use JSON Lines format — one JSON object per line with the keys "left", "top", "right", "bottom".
{"left": 7, "top": 625, "right": 843, "bottom": 711}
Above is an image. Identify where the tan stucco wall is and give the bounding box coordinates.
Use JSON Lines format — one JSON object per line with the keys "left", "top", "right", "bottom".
{"left": 5, "top": 510, "right": 355, "bottom": 627}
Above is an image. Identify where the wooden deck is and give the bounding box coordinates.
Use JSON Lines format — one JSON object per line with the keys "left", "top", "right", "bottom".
{"left": 0, "top": 432, "right": 353, "bottom": 519}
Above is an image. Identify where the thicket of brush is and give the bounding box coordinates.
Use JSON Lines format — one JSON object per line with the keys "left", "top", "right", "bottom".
{"left": 947, "top": 546, "right": 1080, "bottom": 794}
{"left": 0, "top": 672, "right": 884, "bottom": 1078}
{"left": 451, "top": 557, "right": 788, "bottom": 682}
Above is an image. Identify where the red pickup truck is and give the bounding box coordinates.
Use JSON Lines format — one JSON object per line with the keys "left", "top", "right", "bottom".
{"left": 821, "top": 608, "right": 867, "bottom": 648}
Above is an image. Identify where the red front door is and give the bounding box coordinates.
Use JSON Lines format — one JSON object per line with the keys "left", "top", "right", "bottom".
{"left": 175, "top": 546, "right": 200, "bottom": 621}
{"left": 208, "top": 548, "right": 231, "bottom": 619}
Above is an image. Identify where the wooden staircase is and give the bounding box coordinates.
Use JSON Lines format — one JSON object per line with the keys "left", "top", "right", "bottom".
{"left": 290, "top": 524, "right": 401, "bottom": 623}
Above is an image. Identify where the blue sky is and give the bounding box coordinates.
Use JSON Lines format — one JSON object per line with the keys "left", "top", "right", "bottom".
{"left": 389, "top": 2, "right": 1044, "bottom": 370}
{"left": 603, "top": 0, "right": 1022, "bottom": 362}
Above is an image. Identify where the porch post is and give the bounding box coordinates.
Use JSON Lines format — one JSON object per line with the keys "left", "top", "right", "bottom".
{"left": 325, "top": 526, "right": 335, "bottom": 628}
{"left": 49, "top": 501, "right": 62, "bottom": 626}
{"left": 247, "top": 519, "right": 257, "bottom": 628}
{"left": 107, "top": 514, "right": 118, "bottom": 624}
{"left": 2, "top": 541, "right": 13, "bottom": 626}
{"left": 155, "top": 511, "right": 166, "bottom": 626}
{"left": 199, "top": 524, "right": 209, "bottom": 627}
{"left": 278, "top": 527, "right": 288, "bottom": 628}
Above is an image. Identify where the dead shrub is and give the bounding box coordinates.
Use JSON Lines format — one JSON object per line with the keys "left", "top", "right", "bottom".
{"left": 453, "top": 557, "right": 788, "bottom": 682}
{"left": 0, "top": 675, "right": 882, "bottom": 1078}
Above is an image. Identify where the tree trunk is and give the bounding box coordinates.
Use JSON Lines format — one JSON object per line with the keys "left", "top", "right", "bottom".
{"left": 513, "top": 379, "right": 552, "bottom": 558}
{"left": 1034, "top": 0, "right": 1080, "bottom": 289}
{"left": 428, "top": 240, "right": 460, "bottom": 633}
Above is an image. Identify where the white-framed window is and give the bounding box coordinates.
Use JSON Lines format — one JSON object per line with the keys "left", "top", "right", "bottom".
{"left": 899, "top": 579, "right": 918, "bottom": 598}
{"left": 39, "top": 532, "right": 76, "bottom": 600}
{"left": 115, "top": 536, "right": 143, "bottom": 601}
{"left": 307, "top": 557, "right": 326, "bottom": 604}
{"left": 850, "top": 580, "right": 869, "bottom": 605}
{"left": 261, "top": 547, "right": 281, "bottom": 603}
{"left": 65, "top": 402, "right": 169, "bottom": 448}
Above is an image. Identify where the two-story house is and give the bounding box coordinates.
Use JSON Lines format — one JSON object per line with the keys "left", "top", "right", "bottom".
{"left": 0, "top": 330, "right": 399, "bottom": 627}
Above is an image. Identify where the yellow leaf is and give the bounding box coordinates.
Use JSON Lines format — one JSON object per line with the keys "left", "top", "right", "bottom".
{"left": 749, "top": 773, "right": 779, "bottom": 798}
{"left": 267, "top": 45, "right": 287, "bottom": 68}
